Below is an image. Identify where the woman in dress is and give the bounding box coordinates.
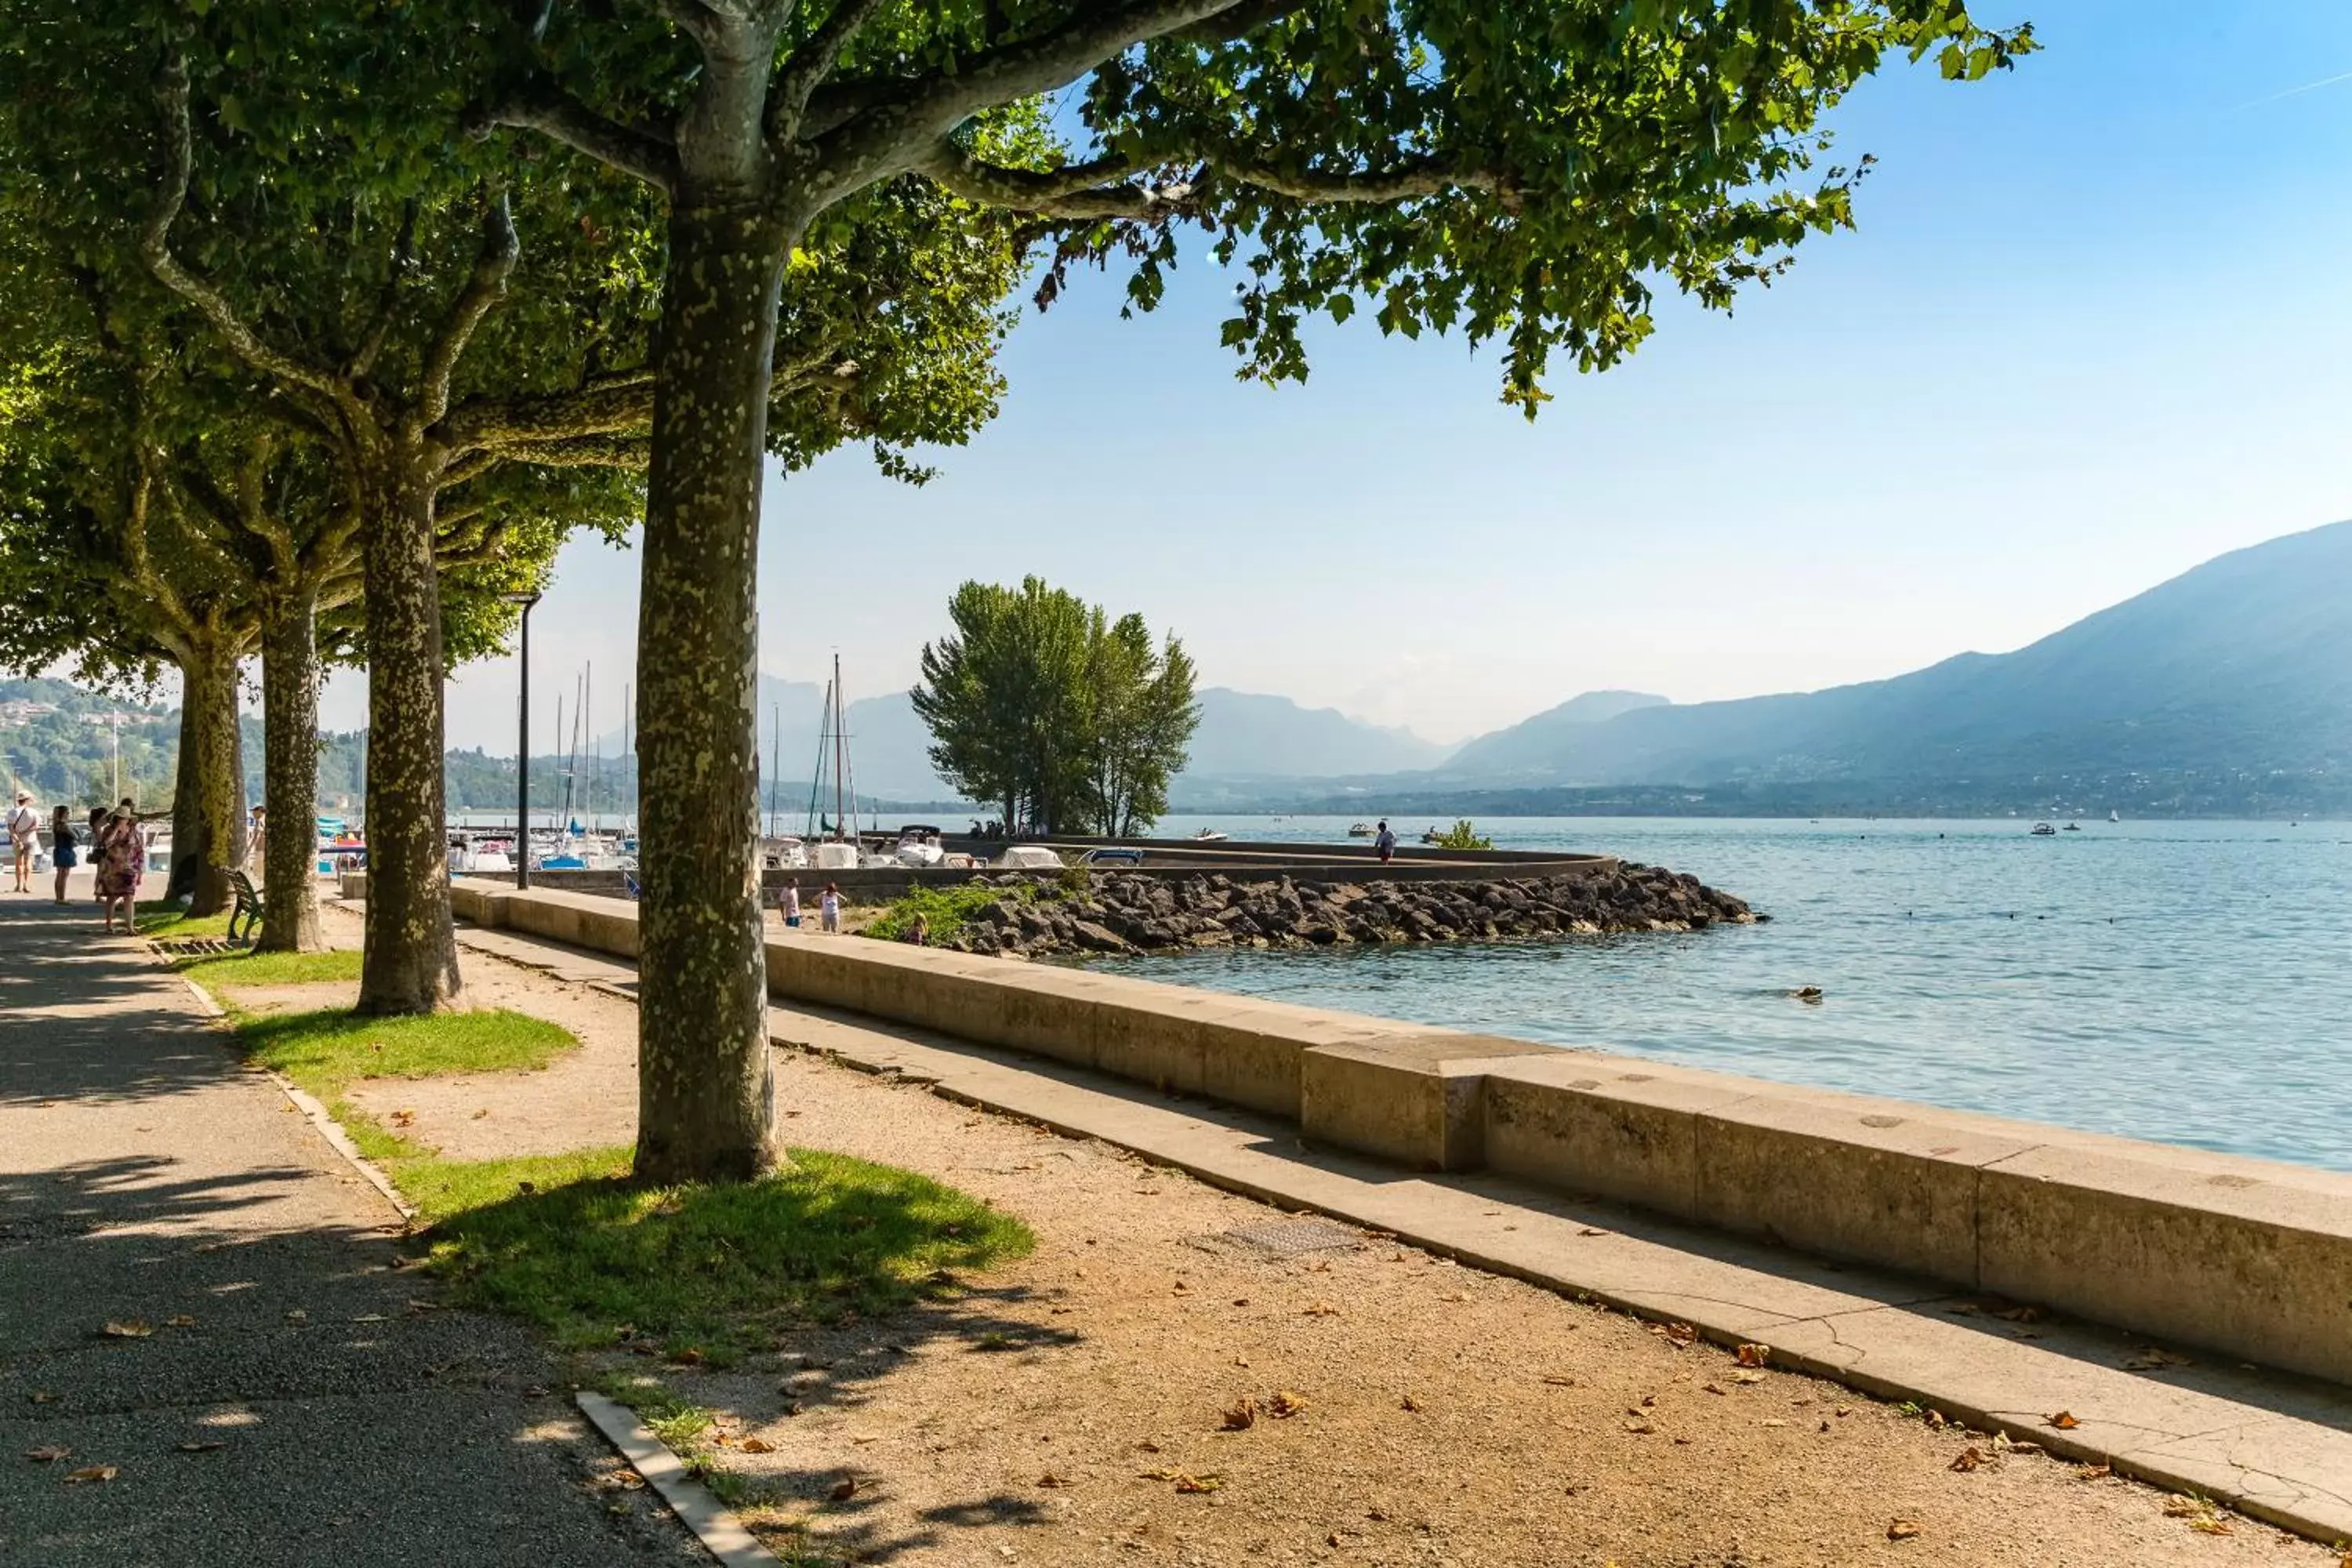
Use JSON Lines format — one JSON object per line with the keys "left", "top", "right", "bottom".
{"left": 96, "top": 808, "right": 143, "bottom": 933}
{"left": 49, "top": 804, "right": 77, "bottom": 904}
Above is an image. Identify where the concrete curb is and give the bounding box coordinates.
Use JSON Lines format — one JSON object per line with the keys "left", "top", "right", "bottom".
{"left": 170, "top": 963, "right": 418, "bottom": 1223}
{"left": 575, "top": 1392, "right": 785, "bottom": 1568}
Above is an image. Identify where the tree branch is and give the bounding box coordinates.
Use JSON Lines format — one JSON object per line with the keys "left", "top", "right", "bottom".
{"left": 914, "top": 142, "right": 1199, "bottom": 218}
{"left": 471, "top": 77, "right": 681, "bottom": 194}
{"left": 347, "top": 203, "right": 419, "bottom": 380}
{"left": 141, "top": 54, "right": 342, "bottom": 404}
{"left": 767, "top": 0, "right": 895, "bottom": 150}
{"left": 412, "top": 198, "right": 521, "bottom": 436}
{"left": 1214, "top": 152, "right": 1500, "bottom": 205}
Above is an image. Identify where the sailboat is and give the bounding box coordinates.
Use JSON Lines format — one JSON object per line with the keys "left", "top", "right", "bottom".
{"left": 801, "top": 655, "right": 886, "bottom": 869}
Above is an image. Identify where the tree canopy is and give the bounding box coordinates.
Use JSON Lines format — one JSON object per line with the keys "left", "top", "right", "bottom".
{"left": 913, "top": 578, "right": 1199, "bottom": 835}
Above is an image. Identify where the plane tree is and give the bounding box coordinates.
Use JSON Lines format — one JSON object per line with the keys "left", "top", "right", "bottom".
{"left": 0, "top": 3, "right": 1026, "bottom": 1001}
{"left": 463, "top": 0, "right": 2033, "bottom": 1180}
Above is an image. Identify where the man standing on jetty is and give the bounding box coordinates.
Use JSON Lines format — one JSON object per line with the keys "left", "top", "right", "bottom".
{"left": 1374, "top": 820, "right": 1398, "bottom": 866}
{"left": 7, "top": 792, "right": 38, "bottom": 892}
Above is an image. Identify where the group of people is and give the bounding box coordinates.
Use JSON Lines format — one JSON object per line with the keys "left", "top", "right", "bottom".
{"left": 4, "top": 791, "right": 155, "bottom": 932}
{"left": 775, "top": 878, "right": 843, "bottom": 934}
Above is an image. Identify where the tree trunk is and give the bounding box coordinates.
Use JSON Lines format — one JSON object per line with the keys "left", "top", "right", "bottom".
{"left": 632, "top": 197, "right": 789, "bottom": 1185}
{"left": 356, "top": 462, "right": 460, "bottom": 1014}
{"left": 256, "top": 585, "right": 325, "bottom": 953}
{"left": 171, "top": 638, "right": 246, "bottom": 916}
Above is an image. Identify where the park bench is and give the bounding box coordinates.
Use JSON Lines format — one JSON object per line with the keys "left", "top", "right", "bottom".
{"left": 227, "top": 869, "right": 267, "bottom": 944}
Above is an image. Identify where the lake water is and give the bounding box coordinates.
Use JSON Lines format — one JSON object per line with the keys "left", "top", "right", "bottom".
{"left": 1087, "top": 816, "right": 2352, "bottom": 1173}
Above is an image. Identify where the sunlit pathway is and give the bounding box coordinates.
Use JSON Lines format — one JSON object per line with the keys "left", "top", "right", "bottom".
{"left": 0, "top": 895, "right": 702, "bottom": 1568}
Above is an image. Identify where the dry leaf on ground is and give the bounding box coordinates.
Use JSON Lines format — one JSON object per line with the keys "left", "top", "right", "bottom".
{"left": 1949, "top": 1446, "right": 1985, "bottom": 1473}
{"left": 176, "top": 1441, "right": 225, "bottom": 1454}
{"left": 739, "top": 1437, "right": 773, "bottom": 1454}
{"left": 1036, "top": 1472, "right": 1070, "bottom": 1488}
{"left": 1887, "top": 1519, "right": 1922, "bottom": 1541}
{"left": 829, "top": 1477, "right": 860, "bottom": 1502}
{"left": 1399, "top": 1394, "right": 1423, "bottom": 1413}
{"left": 25, "top": 1445, "right": 71, "bottom": 1463}
{"left": 165, "top": 1314, "right": 196, "bottom": 1328}
{"left": 1221, "top": 1397, "right": 1258, "bottom": 1431}
{"left": 1736, "top": 1343, "right": 1770, "bottom": 1367}
{"left": 63, "top": 1465, "right": 118, "bottom": 1484}
{"left": 2077, "top": 1464, "right": 2111, "bottom": 1480}
{"left": 1269, "top": 1390, "right": 1307, "bottom": 1418}
{"left": 2045, "top": 1410, "right": 2081, "bottom": 1430}
{"left": 100, "top": 1320, "right": 152, "bottom": 1338}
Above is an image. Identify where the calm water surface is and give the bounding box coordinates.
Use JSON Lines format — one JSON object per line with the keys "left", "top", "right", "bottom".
{"left": 1087, "top": 816, "right": 2352, "bottom": 1172}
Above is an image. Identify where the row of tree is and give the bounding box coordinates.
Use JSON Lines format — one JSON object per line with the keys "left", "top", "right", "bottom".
{"left": 0, "top": 0, "right": 2027, "bottom": 1181}
{"left": 914, "top": 578, "right": 1199, "bottom": 837}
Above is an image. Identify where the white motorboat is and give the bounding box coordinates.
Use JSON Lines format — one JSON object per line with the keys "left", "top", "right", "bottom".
{"left": 760, "top": 835, "right": 809, "bottom": 870}
{"left": 1346, "top": 822, "right": 1374, "bottom": 838}
{"left": 2030, "top": 822, "right": 2057, "bottom": 837}
{"left": 894, "top": 826, "right": 948, "bottom": 867}
{"left": 1189, "top": 828, "right": 1229, "bottom": 844}
{"left": 998, "top": 844, "right": 1064, "bottom": 870}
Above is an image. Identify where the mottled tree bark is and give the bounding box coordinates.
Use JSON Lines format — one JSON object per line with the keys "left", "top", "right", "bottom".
{"left": 256, "top": 586, "right": 325, "bottom": 953}
{"left": 356, "top": 463, "right": 460, "bottom": 1014}
{"left": 631, "top": 198, "right": 789, "bottom": 1184}
{"left": 170, "top": 638, "right": 247, "bottom": 916}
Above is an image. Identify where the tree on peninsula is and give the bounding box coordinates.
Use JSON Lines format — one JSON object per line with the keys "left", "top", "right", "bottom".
{"left": 468, "top": 0, "right": 2032, "bottom": 1180}
{"left": 913, "top": 578, "right": 1199, "bottom": 835}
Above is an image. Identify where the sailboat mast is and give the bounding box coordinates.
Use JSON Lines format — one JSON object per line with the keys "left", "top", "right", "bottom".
{"left": 584, "top": 662, "right": 593, "bottom": 833}
{"left": 831, "top": 652, "right": 845, "bottom": 842}
{"left": 621, "top": 681, "right": 633, "bottom": 833}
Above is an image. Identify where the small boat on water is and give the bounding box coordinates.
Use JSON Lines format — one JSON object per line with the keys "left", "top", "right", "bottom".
{"left": 1420, "top": 826, "right": 1444, "bottom": 845}
{"left": 1190, "top": 828, "right": 1229, "bottom": 844}
{"left": 2030, "top": 822, "right": 2057, "bottom": 836}
{"left": 1347, "top": 822, "right": 1374, "bottom": 838}
{"left": 2108, "top": 810, "right": 2121, "bottom": 822}
{"left": 2063, "top": 822, "right": 2082, "bottom": 832}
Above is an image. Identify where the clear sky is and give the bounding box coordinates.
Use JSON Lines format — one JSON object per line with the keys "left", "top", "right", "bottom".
{"left": 325, "top": 0, "right": 2352, "bottom": 752}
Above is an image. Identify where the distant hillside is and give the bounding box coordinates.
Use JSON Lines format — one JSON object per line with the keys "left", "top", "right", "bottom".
{"left": 1421, "top": 521, "right": 2352, "bottom": 807}
{"left": 1444, "top": 689, "right": 1669, "bottom": 777}
{"left": 1179, "top": 689, "right": 1450, "bottom": 780}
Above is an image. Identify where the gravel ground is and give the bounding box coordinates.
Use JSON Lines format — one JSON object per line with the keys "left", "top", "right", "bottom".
{"left": 312, "top": 902, "right": 2339, "bottom": 1568}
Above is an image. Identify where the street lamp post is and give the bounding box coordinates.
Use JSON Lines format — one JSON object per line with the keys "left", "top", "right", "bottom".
{"left": 504, "top": 593, "right": 542, "bottom": 889}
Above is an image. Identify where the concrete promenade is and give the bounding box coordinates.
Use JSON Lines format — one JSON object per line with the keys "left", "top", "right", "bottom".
{"left": 0, "top": 896, "right": 701, "bottom": 1568}
{"left": 443, "top": 902, "right": 2352, "bottom": 1546}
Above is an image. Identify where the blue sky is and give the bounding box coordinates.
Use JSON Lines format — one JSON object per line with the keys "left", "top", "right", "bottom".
{"left": 348, "top": 0, "right": 2352, "bottom": 751}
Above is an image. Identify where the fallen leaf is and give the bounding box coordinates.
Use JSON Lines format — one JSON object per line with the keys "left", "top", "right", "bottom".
{"left": 2161, "top": 1498, "right": 2205, "bottom": 1519}
{"left": 738, "top": 1436, "right": 773, "bottom": 1454}
{"left": 1887, "top": 1519, "right": 1921, "bottom": 1541}
{"left": 1302, "top": 1301, "right": 1338, "bottom": 1317}
{"left": 283, "top": 1310, "right": 308, "bottom": 1325}
{"left": 1701, "top": 1383, "right": 1727, "bottom": 1396}
{"left": 829, "top": 1477, "right": 860, "bottom": 1502}
{"left": 1037, "top": 1471, "right": 1070, "bottom": 1487}
{"left": 1950, "top": 1446, "right": 1985, "bottom": 1473}
{"left": 604, "top": 1470, "right": 645, "bottom": 1491}
{"left": 1577, "top": 1228, "right": 1606, "bottom": 1237}
{"left": 1542, "top": 1375, "right": 1576, "bottom": 1387}
{"left": 2188, "top": 1518, "right": 2232, "bottom": 1536}
{"left": 2045, "top": 1411, "right": 2081, "bottom": 1431}
{"left": 1650, "top": 1322, "right": 1697, "bottom": 1348}
{"left": 2076, "top": 1463, "right": 2111, "bottom": 1480}
{"left": 1221, "top": 1396, "right": 1258, "bottom": 1432}
{"left": 1759, "top": 1419, "right": 1788, "bottom": 1428}
{"left": 1924, "top": 1409, "right": 1947, "bottom": 1430}
{"left": 1135, "top": 1439, "right": 1162, "bottom": 1454}
{"left": 350, "top": 1313, "right": 386, "bottom": 1324}
{"left": 2122, "top": 1347, "right": 2194, "bottom": 1371}
{"left": 176, "top": 1441, "right": 226, "bottom": 1454}
{"left": 1994, "top": 1305, "right": 2045, "bottom": 1323}
{"left": 165, "top": 1314, "right": 197, "bottom": 1328}
{"left": 28, "top": 1392, "right": 58, "bottom": 1404}
{"left": 63, "top": 1465, "right": 118, "bottom": 1485}
{"left": 100, "top": 1320, "right": 153, "bottom": 1339}
{"left": 25, "top": 1445, "right": 71, "bottom": 1463}
{"left": 1174, "top": 1473, "right": 1222, "bottom": 1494}
{"left": 1268, "top": 1391, "right": 1307, "bottom": 1419}
{"left": 1735, "top": 1343, "right": 1769, "bottom": 1368}
{"left": 1399, "top": 1394, "right": 1423, "bottom": 1413}
{"left": 1622, "top": 1419, "right": 1655, "bottom": 1435}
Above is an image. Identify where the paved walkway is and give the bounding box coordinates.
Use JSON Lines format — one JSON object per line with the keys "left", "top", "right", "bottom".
{"left": 0, "top": 897, "right": 706, "bottom": 1568}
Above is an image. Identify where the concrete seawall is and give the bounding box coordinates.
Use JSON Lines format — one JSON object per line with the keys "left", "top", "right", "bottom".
{"left": 441, "top": 878, "right": 2352, "bottom": 1387}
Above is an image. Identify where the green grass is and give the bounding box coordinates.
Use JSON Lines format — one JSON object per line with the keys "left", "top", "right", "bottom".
{"left": 862, "top": 878, "right": 1051, "bottom": 942}
{"left": 176, "top": 947, "right": 363, "bottom": 987}
{"left": 227, "top": 1005, "right": 575, "bottom": 1100}
{"left": 136, "top": 899, "right": 235, "bottom": 940}
{"left": 397, "top": 1144, "right": 1033, "bottom": 1363}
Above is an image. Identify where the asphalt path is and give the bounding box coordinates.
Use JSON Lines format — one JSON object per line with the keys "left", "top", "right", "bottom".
{"left": 0, "top": 891, "right": 706, "bottom": 1566}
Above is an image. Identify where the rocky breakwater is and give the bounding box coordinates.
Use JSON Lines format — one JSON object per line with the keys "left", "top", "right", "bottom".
{"left": 925, "top": 865, "right": 1759, "bottom": 960}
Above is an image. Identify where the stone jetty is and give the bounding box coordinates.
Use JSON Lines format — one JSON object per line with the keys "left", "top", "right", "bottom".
{"left": 921, "top": 864, "right": 1759, "bottom": 959}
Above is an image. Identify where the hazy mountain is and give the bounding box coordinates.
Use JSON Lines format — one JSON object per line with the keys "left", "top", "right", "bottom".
{"left": 1443, "top": 690, "right": 1669, "bottom": 776}
{"left": 1432, "top": 521, "right": 2352, "bottom": 792}
{"left": 1178, "top": 689, "right": 1450, "bottom": 781}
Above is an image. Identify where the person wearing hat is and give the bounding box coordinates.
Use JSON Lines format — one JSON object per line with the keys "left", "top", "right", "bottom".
{"left": 5, "top": 792, "right": 38, "bottom": 894}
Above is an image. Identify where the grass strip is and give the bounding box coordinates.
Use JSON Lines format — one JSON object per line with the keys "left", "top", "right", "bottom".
{"left": 861, "top": 878, "right": 1053, "bottom": 942}
{"left": 225, "top": 1004, "right": 575, "bottom": 1101}
{"left": 174, "top": 947, "right": 363, "bottom": 987}
{"left": 393, "top": 1144, "right": 1031, "bottom": 1365}
{"left": 135, "top": 899, "right": 235, "bottom": 940}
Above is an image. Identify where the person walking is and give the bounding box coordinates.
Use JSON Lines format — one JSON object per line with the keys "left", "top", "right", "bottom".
{"left": 96, "top": 806, "right": 143, "bottom": 933}
{"left": 819, "top": 881, "right": 841, "bottom": 934}
{"left": 48, "top": 805, "right": 78, "bottom": 904}
{"left": 7, "top": 793, "right": 39, "bottom": 893}
{"left": 780, "top": 878, "right": 801, "bottom": 929}
{"left": 85, "top": 807, "right": 107, "bottom": 906}
{"left": 1374, "top": 819, "right": 1398, "bottom": 866}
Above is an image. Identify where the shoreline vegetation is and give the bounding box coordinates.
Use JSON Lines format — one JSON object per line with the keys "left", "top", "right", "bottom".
{"left": 862, "top": 866, "right": 1759, "bottom": 960}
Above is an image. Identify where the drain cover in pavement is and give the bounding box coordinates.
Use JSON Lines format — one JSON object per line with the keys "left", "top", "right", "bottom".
{"left": 1218, "top": 1218, "right": 1363, "bottom": 1257}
